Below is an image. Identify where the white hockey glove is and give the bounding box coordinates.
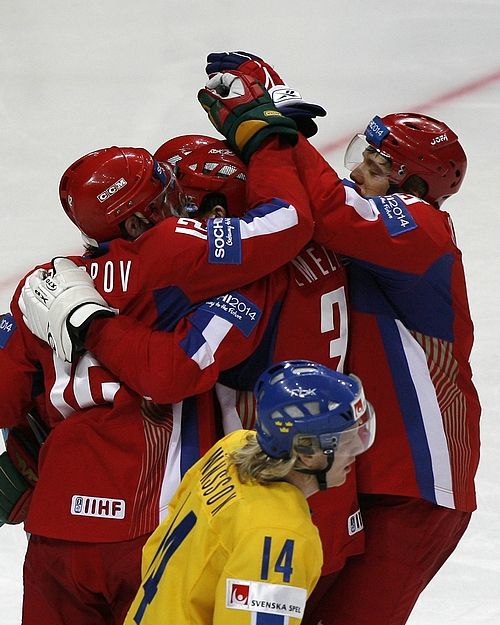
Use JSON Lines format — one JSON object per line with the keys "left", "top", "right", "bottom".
{"left": 18, "top": 257, "right": 116, "bottom": 363}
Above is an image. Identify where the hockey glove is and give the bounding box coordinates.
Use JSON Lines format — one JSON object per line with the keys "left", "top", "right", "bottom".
{"left": 0, "top": 422, "right": 44, "bottom": 526}
{"left": 0, "top": 451, "right": 32, "bottom": 525}
{"left": 198, "top": 71, "right": 298, "bottom": 163}
{"left": 19, "top": 257, "right": 116, "bottom": 363}
{"left": 205, "top": 51, "right": 327, "bottom": 138}
{"left": 5, "top": 422, "right": 43, "bottom": 487}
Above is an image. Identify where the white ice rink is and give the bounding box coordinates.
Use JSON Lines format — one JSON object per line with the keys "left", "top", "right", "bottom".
{"left": 1, "top": 1, "right": 499, "bottom": 622}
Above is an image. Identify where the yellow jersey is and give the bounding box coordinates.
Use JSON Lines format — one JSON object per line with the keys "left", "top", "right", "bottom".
{"left": 124, "top": 430, "right": 323, "bottom": 625}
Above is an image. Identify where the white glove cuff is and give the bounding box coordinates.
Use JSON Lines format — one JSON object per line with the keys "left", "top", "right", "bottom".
{"left": 68, "top": 302, "right": 117, "bottom": 330}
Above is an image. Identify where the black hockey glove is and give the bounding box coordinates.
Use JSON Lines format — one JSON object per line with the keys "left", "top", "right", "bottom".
{"left": 0, "top": 422, "right": 44, "bottom": 526}
{"left": 0, "top": 451, "right": 32, "bottom": 525}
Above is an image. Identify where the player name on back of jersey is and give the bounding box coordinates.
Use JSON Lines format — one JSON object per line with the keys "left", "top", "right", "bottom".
{"left": 290, "top": 243, "right": 341, "bottom": 287}
{"left": 199, "top": 444, "right": 238, "bottom": 516}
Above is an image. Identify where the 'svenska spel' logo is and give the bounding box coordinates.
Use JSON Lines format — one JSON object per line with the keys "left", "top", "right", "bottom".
{"left": 225, "top": 578, "right": 307, "bottom": 617}
{"left": 229, "top": 583, "right": 250, "bottom": 606}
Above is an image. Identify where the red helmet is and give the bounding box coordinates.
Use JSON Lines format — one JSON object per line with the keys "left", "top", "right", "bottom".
{"left": 154, "top": 135, "right": 247, "bottom": 217}
{"left": 352, "top": 113, "right": 467, "bottom": 206}
{"left": 59, "top": 147, "right": 184, "bottom": 242}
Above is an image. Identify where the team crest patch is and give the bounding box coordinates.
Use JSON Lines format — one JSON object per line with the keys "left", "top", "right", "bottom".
{"left": 372, "top": 194, "right": 418, "bottom": 236}
{"left": 226, "top": 578, "right": 306, "bottom": 618}
{"left": 0, "top": 313, "right": 16, "bottom": 348}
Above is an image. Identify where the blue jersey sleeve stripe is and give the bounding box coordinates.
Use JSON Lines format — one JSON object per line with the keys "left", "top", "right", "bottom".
{"left": 255, "top": 613, "right": 286, "bottom": 624}
{"left": 377, "top": 315, "right": 455, "bottom": 506}
{"left": 180, "top": 396, "right": 202, "bottom": 479}
{"left": 376, "top": 314, "right": 438, "bottom": 503}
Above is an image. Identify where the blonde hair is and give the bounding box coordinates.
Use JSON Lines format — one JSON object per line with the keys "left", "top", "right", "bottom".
{"left": 228, "top": 432, "right": 313, "bottom": 484}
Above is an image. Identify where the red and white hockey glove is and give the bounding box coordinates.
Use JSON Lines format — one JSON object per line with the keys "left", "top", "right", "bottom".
{"left": 19, "top": 257, "right": 116, "bottom": 363}
{"left": 205, "top": 51, "right": 327, "bottom": 137}
{"left": 198, "top": 71, "right": 298, "bottom": 163}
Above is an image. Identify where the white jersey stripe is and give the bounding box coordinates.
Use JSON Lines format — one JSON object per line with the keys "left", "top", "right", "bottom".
{"left": 344, "top": 185, "right": 379, "bottom": 221}
{"left": 50, "top": 353, "right": 74, "bottom": 418}
{"left": 158, "top": 400, "right": 184, "bottom": 521}
{"left": 239, "top": 204, "right": 298, "bottom": 239}
{"left": 191, "top": 316, "right": 233, "bottom": 370}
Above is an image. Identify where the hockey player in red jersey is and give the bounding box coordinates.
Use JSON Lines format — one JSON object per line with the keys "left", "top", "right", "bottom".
{"left": 0, "top": 120, "right": 315, "bottom": 624}
{"left": 200, "top": 53, "right": 480, "bottom": 625}
{"left": 296, "top": 112, "right": 480, "bottom": 625}
{"left": 20, "top": 131, "right": 363, "bottom": 583}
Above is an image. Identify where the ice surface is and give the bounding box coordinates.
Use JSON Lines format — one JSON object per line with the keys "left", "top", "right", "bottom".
{"left": 1, "top": 1, "right": 499, "bottom": 622}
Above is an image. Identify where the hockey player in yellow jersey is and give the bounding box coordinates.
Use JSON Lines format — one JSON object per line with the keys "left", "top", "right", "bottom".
{"left": 125, "top": 360, "right": 376, "bottom": 625}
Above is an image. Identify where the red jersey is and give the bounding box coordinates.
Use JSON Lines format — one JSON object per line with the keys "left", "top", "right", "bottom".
{"left": 60, "top": 143, "right": 362, "bottom": 574}
{"left": 291, "top": 135, "right": 481, "bottom": 512}
{"left": 242, "top": 143, "right": 363, "bottom": 574}
{"left": 83, "top": 270, "right": 291, "bottom": 521}
{"left": 210, "top": 240, "right": 362, "bottom": 575}
{"left": 0, "top": 142, "right": 313, "bottom": 542}
{"left": 84, "top": 243, "right": 361, "bottom": 575}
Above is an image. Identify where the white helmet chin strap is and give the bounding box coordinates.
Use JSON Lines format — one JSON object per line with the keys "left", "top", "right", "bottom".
{"left": 81, "top": 232, "right": 99, "bottom": 248}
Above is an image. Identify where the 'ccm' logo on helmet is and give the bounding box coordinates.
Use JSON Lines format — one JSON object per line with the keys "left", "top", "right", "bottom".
{"left": 97, "top": 177, "right": 128, "bottom": 203}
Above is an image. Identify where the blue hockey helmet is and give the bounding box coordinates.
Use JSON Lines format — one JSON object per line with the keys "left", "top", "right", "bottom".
{"left": 254, "top": 360, "right": 375, "bottom": 460}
